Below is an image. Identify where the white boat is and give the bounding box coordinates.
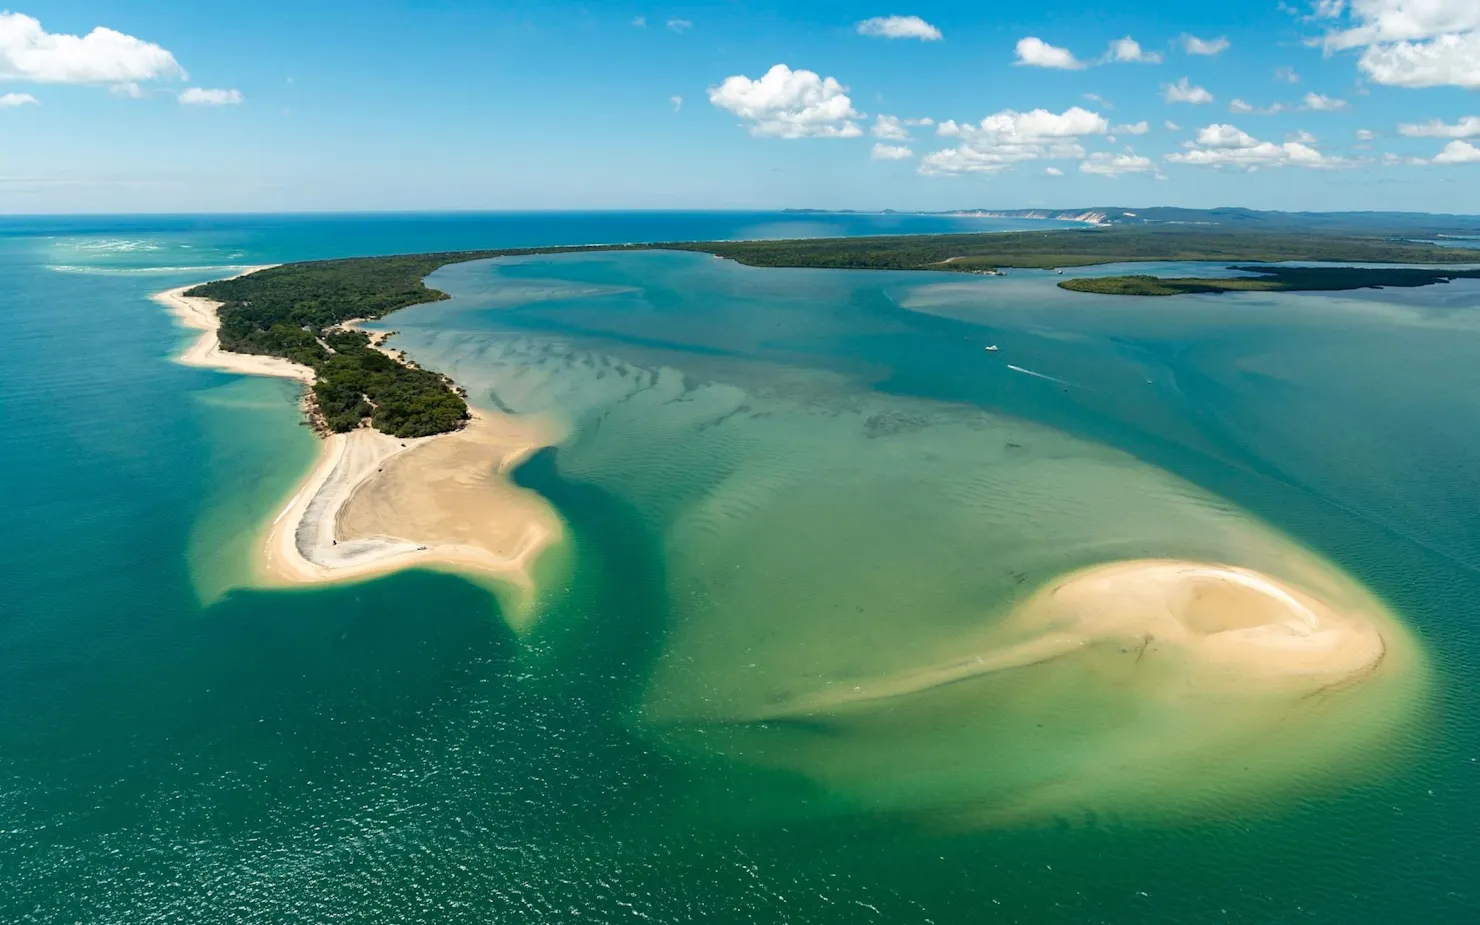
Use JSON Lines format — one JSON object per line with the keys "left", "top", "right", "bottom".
{"left": 985, "top": 345, "right": 999, "bottom": 352}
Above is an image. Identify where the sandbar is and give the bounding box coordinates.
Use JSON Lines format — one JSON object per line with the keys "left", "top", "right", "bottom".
{"left": 157, "top": 273, "right": 563, "bottom": 627}
{"left": 742, "top": 559, "right": 1391, "bottom": 720}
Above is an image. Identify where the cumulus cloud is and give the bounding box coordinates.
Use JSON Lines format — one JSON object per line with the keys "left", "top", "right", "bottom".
{"left": 1, "top": 90, "right": 38, "bottom": 106}
{"left": 1275, "top": 66, "right": 1301, "bottom": 83}
{"left": 1167, "top": 122, "right": 1352, "bottom": 169}
{"left": 1181, "top": 34, "right": 1230, "bottom": 55}
{"left": 1163, "top": 77, "right": 1214, "bottom": 104}
{"left": 671, "top": 95, "right": 683, "bottom": 112}
{"left": 1106, "top": 36, "right": 1162, "bottom": 63}
{"left": 1015, "top": 37, "right": 1084, "bottom": 69}
{"left": 871, "top": 143, "right": 914, "bottom": 160}
{"left": 666, "top": 19, "right": 692, "bottom": 33}
{"left": 1288, "top": 129, "right": 1319, "bottom": 143}
{"left": 1230, "top": 99, "right": 1285, "bottom": 115}
{"left": 178, "top": 87, "right": 243, "bottom": 105}
{"left": 1356, "top": 128, "right": 1378, "bottom": 139}
{"left": 856, "top": 15, "right": 942, "bottom": 41}
{"left": 1045, "top": 166, "right": 1065, "bottom": 175}
{"left": 708, "top": 64, "right": 864, "bottom": 138}
{"left": 871, "top": 114, "right": 932, "bottom": 139}
{"left": 1432, "top": 139, "right": 1480, "bottom": 164}
{"left": 1316, "top": 1, "right": 1480, "bottom": 88}
{"left": 1165, "top": 119, "right": 1182, "bottom": 131}
{"left": 1303, "top": 92, "right": 1349, "bottom": 110}
{"left": 1113, "top": 120, "right": 1150, "bottom": 135}
{"left": 922, "top": 106, "right": 1107, "bottom": 175}
{"left": 1084, "top": 92, "right": 1113, "bottom": 108}
{"left": 0, "top": 12, "right": 184, "bottom": 85}
{"left": 1397, "top": 115, "right": 1480, "bottom": 137}
{"left": 1080, "top": 152, "right": 1156, "bottom": 176}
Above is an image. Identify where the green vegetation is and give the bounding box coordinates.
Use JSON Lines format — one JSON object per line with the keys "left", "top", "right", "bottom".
{"left": 666, "top": 228, "right": 1480, "bottom": 271}
{"left": 187, "top": 228, "right": 1480, "bottom": 436}
{"left": 1059, "top": 265, "right": 1480, "bottom": 297}
{"left": 186, "top": 249, "right": 598, "bottom": 436}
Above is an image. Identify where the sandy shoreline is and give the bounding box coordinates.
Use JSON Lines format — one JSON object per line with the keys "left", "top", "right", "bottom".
{"left": 157, "top": 271, "right": 562, "bottom": 626}
{"left": 152, "top": 269, "right": 316, "bottom": 382}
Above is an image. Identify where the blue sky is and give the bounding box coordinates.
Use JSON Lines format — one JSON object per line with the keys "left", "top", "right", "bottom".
{"left": 3, "top": 1, "right": 1479, "bottom": 213}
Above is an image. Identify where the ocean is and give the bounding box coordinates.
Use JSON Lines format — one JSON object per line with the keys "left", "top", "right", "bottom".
{"left": 1, "top": 213, "right": 1477, "bottom": 923}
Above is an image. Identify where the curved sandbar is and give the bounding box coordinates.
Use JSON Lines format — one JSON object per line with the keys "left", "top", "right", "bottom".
{"left": 156, "top": 274, "right": 563, "bottom": 629}
{"left": 742, "top": 559, "right": 1390, "bottom": 720}
{"left": 655, "top": 554, "right": 1423, "bottom": 826}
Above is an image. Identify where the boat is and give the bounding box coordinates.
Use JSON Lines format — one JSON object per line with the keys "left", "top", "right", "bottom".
{"left": 985, "top": 345, "right": 999, "bottom": 352}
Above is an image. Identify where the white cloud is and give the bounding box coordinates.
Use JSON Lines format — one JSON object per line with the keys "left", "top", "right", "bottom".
{"left": 856, "top": 15, "right": 942, "bottom": 41}
{"left": 1015, "top": 37, "right": 1084, "bottom": 69}
{"left": 667, "top": 19, "right": 692, "bottom": 33}
{"left": 1397, "top": 115, "right": 1480, "bottom": 137}
{"left": 1229, "top": 99, "right": 1285, "bottom": 115}
{"left": 708, "top": 64, "right": 863, "bottom": 138}
{"left": 671, "top": 95, "right": 683, "bottom": 112}
{"left": 871, "top": 143, "right": 914, "bottom": 160}
{"left": 1316, "top": 1, "right": 1480, "bottom": 88}
{"left": 1318, "top": 0, "right": 1480, "bottom": 51}
{"left": 1302, "top": 92, "right": 1349, "bottom": 110}
{"left": 0, "top": 91, "right": 38, "bottom": 106}
{"left": 1288, "top": 129, "right": 1319, "bottom": 143}
{"left": 1080, "top": 152, "right": 1156, "bottom": 176}
{"left": 1106, "top": 36, "right": 1162, "bottom": 63}
{"left": 632, "top": 16, "right": 647, "bottom": 28}
{"left": 1356, "top": 128, "right": 1378, "bottom": 139}
{"left": 1358, "top": 33, "right": 1480, "bottom": 88}
{"left": 1113, "top": 120, "right": 1150, "bottom": 134}
{"left": 109, "top": 81, "right": 143, "bottom": 98}
{"left": 1165, "top": 119, "right": 1182, "bottom": 131}
{"left": 1168, "top": 123, "right": 1352, "bottom": 170}
{"left": 1275, "top": 66, "right": 1301, "bottom": 83}
{"left": 1181, "top": 34, "right": 1231, "bottom": 55}
{"left": 1433, "top": 139, "right": 1480, "bottom": 164}
{"left": 178, "top": 87, "right": 242, "bottom": 105}
{"left": 1163, "top": 77, "right": 1213, "bottom": 104}
{"left": 922, "top": 106, "right": 1107, "bottom": 175}
{"left": 1083, "top": 92, "right": 1113, "bottom": 108}
{"left": 0, "top": 12, "right": 184, "bottom": 85}
{"left": 871, "top": 114, "right": 933, "bottom": 140}
{"left": 1045, "top": 166, "right": 1065, "bottom": 176}
{"left": 1383, "top": 151, "right": 1429, "bottom": 165}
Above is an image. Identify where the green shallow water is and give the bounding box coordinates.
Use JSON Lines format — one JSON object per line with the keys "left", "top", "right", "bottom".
{"left": 3, "top": 220, "right": 1479, "bottom": 923}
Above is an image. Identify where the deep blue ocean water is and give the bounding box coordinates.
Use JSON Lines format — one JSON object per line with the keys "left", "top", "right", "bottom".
{"left": 2, "top": 213, "right": 1478, "bottom": 924}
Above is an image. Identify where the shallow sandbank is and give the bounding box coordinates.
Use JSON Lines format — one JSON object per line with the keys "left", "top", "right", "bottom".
{"left": 259, "top": 412, "right": 563, "bottom": 626}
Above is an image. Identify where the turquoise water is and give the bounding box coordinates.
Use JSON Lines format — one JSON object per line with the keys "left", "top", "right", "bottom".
{"left": 2, "top": 215, "right": 1478, "bottom": 922}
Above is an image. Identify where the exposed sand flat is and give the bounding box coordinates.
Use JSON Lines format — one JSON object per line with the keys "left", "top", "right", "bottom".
{"left": 258, "top": 412, "right": 562, "bottom": 627}
{"left": 152, "top": 269, "right": 313, "bottom": 382}
{"left": 740, "top": 560, "right": 1390, "bottom": 721}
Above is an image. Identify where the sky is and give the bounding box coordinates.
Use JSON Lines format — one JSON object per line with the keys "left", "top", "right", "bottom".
{"left": 2, "top": 1, "right": 1480, "bottom": 213}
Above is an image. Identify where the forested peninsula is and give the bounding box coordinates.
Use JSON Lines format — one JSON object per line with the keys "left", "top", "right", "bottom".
{"left": 189, "top": 227, "right": 1480, "bottom": 437}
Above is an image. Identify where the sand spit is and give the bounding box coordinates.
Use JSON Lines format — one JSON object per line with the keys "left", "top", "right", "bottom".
{"left": 258, "top": 412, "right": 562, "bottom": 625}
{"left": 152, "top": 270, "right": 315, "bottom": 382}
{"left": 157, "top": 272, "right": 562, "bottom": 627}
{"left": 743, "top": 559, "right": 1391, "bottom": 721}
